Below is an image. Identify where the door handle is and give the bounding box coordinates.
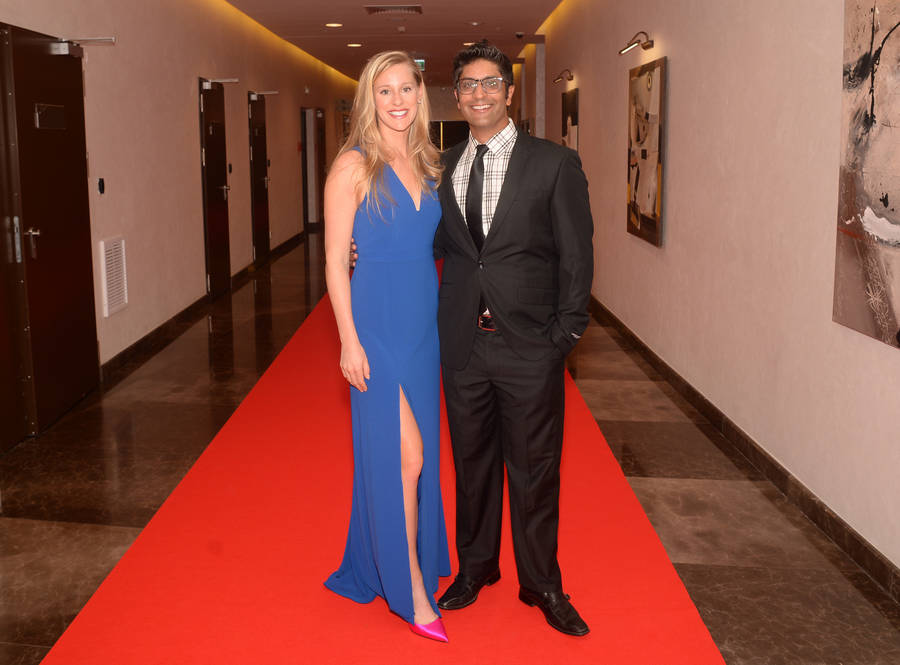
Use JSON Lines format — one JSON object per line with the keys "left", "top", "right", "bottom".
{"left": 24, "top": 227, "right": 41, "bottom": 259}
{"left": 218, "top": 184, "right": 230, "bottom": 201}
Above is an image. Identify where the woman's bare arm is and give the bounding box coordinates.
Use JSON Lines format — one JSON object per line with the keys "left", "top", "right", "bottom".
{"left": 324, "top": 150, "right": 369, "bottom": 392}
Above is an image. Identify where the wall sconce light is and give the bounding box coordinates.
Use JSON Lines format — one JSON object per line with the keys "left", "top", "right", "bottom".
{"left": 618, "top": 31, "right": 654, "bottom": 55}
{"left": 552, "top": 69, "right": 574, "bottom": 84}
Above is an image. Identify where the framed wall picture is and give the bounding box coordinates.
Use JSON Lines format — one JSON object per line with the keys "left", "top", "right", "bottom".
{"left": 561, "top": 88, "right": 579, "bottom": 151}
{"left": 832, "top": 0, "right": 900, "bottom": 348}
{"left": 336, "top": 99, "right": 352, "bottom": 145}
{"left": 626, "top": 56, "right": 666, "bottom": 246}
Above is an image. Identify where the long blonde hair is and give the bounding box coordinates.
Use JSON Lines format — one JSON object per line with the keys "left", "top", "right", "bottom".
{"left": 339, "top": 51, "right": 442, "bottom": 215}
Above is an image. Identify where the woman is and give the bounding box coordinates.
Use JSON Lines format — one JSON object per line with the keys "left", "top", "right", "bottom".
{"left": 323, "top": 51, "right": 450, "bottom": 642}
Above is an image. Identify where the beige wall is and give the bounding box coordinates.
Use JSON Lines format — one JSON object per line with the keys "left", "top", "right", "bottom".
{"left": 538, "top": 0, "right": 900, "bottom": 566}
{"left": 427, "top": 85, "right": 463, "bottom": 122}
{"left": 519, "top": 44, "right": 539, "bottom": 135}
{"left": 0, "top": 0, "right": 356, "bottom": 362}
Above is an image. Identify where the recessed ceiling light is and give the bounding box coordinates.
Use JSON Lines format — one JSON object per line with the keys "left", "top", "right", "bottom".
{"left": 470, "top": 21, "right": 480, "bottom": 26}
{"left": 463, "top": 42, "right": 474, "bottom": 46}
{"left": 325, "top": 23, "right": 343, "bottom": 28}
{"left": 347, "top": 43, "right": 363, "bottom": 48}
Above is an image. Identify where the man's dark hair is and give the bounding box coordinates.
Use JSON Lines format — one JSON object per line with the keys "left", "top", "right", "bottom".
{"left": 452, "top": 40, "right": 514, "bottom": 88}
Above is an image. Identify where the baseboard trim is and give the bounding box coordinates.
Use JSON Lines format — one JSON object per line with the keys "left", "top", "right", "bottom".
{"left": 589, "top": 296, "right": 900, "bottom": 605}
{"left": 99, "top": 232, "right": 305, "bottom": 390}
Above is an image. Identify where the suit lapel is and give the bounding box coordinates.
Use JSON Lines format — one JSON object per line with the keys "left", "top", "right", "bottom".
{"left": 483, "top": 133, "right": 533, "bottom": 247}
{"left": 440, "top": 142, "right": 478, "bottom": 257}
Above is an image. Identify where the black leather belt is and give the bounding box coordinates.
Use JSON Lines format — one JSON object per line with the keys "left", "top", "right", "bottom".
{"left": 477, "top": 314, "right": 496, "bottom": 331}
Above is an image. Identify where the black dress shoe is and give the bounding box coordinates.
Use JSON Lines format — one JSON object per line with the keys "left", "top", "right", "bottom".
{"left": 437, "top": 569, "right": 501, "bottom": 610}
{"left": 518, "top": 587, "right": 590, "bottom": 636}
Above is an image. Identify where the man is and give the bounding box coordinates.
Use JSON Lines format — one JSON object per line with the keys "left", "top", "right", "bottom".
{"left": 434, "top": 41, "right": 593, "bottom": 636}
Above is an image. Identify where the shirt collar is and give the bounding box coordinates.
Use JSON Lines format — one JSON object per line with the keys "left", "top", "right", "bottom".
{"left": 466, "top": 117, "right": 517, "bottom": 156}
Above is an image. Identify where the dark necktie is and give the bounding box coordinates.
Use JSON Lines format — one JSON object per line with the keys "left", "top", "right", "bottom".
{"left": 465, "top": 144, "right": 488, "bottom": 251}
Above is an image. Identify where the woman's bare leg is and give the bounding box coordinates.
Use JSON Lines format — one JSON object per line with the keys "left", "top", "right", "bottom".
{"left": 399, "top": 387, "right": 438, "bottom": 625}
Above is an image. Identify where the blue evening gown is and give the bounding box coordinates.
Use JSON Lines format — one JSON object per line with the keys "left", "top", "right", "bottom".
{"left": 325, "top": 158, "right": 450, "bottom": 622}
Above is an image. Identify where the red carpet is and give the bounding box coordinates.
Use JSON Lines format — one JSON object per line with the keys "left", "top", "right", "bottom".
{"left": 43, "top": 299, "right": 724, "bottom": 664}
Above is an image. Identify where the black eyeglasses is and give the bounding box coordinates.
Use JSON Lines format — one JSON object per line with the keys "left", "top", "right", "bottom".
{"left": 456, "top": 77, "right": 508, "bottom": 95}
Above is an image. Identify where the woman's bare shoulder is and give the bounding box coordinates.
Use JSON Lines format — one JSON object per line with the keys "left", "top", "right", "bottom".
{"left": 330, "top": 149, "right": 365, "bottom": 188}
{"left": 332, "top": 148, "right": 364, "bottom": 172}
{"left": 327, "top": 150, "right": 367, "bottom": 208}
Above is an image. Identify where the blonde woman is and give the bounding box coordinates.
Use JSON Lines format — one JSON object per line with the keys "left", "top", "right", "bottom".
{"left": 323, "top": 51, "right": 450, "bottom": 642}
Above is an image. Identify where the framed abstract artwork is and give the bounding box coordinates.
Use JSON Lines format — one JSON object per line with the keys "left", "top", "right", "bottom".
{"left": 561, "top": 88, "right": 579, "bottom": 152}
{"left": 626, "top": 56, "right": 666, "bottom": 246}
{"left": 833, "top": 0, "right": 900, "bottom": 348}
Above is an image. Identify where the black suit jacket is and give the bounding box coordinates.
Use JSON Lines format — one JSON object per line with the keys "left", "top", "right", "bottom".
{"left": 435, "top": 132, "right": 594, "bottom": 369}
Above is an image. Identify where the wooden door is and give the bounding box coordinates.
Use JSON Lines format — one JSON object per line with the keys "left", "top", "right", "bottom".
{"left": 431, "top": 120, "right": 469, "bottom": 151}
{"left": 248, "top": 93, "right": 270, "bottom": 264}
{"left": 300, "top": 106, "right": 326, "bottom": 231}
{"left": 299, "top": 107, "right": 309, "bottom": 230}
{"left": 315, "top": 107, "right": 326, "bottom": 227}
{"left": 199, "top": 80, "right": 231, "bottom": 299}
{"left": 1, "top": 25, "right": 99, "bottom": 434}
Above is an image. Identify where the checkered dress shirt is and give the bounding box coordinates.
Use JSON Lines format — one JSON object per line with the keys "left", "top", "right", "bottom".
{"left": 452, "top": 117, "right": 518, "bottom": 238}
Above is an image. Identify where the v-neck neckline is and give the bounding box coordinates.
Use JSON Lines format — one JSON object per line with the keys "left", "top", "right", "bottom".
{"left": 386, "top": 163, "right": 422, "bottom": 212}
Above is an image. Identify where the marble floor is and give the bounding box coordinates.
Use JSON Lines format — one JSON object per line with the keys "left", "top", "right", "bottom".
{"left": 2, "top": 235, "right": 899, "bottom": 664}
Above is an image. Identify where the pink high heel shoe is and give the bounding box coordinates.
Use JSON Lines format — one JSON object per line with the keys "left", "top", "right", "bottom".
{"left": 409, "top": 617, "right": 449, "bottom": 643}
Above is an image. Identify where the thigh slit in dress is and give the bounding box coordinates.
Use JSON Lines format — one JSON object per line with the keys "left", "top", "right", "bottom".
{"left": 325, "top": 162, "right": 450, "bottom": 622}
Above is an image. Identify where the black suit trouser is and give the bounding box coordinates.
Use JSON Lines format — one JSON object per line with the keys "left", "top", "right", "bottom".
{"left": 442, "top": 327, "right": 565, "bottom": 593}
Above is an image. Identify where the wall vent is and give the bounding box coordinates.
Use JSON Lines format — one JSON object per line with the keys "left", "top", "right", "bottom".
{"left": 100, "top": 236, "right": 128, "bottom": 317}
{"left": 364, "top": 5, "right": 423, "bottom": 16}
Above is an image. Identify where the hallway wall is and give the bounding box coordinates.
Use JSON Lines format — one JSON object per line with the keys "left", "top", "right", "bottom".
{"left": 427, "top": 85, "right": 463, "bottom": 122}
{"left": 537, "top": 0, "right": 900, "bottom": 567}
{"left": 0, "top": 0, "right": 356, "bottom": 363}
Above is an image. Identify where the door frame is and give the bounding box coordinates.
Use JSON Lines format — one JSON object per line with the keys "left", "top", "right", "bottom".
{"left": 0, "top": 25, "right": 30, "bottom": 447}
